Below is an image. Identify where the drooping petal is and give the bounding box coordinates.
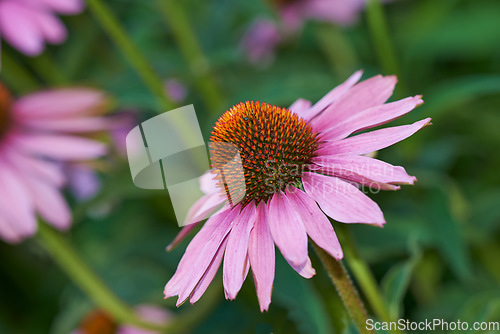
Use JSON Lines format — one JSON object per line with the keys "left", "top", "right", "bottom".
{"left": 304, "top": 70, "right": 363, "bottom": 121}
{"left": 302, "top": 172, "right": 385, "bottom": 226}
{"left": 312, "top": 74, "right": 397, "bottom": 132}
{"left": 0, "top": 1, "right": 44, "bottom": 55}
{"left": 164, "top": 206, "right": 240, "bottom": 306}
{"left": 248, "top": 202, "right": 275, "bottom": 312}
{"left": 190, "top": 236, "right": 229, "bottom": 304}
{"left": 0, "top": 212, "right": 24, "bottom": 244}
{"left": 287, "top": 256, "right": 316, "bottom": 279}
{"left": 37, "top": 0, "right": 84, "bottom": 14}
{"left": 13, "top": 88, "right": 107, "bottom": 118}
{"left": 287, "top": 187, "right": 343, "bottom": 260}
{"left": 12, "top": 133, "right": 107, "bottom": 160}
{"left": 268, "top": 191, "right": 308, "bottom": 267}
{"left": 22, "top": 175, "right": 71, "bottom": 230}
{"left": 223, "top": 205, "right": 256, "bottom": 300}
{"left": 199, "top": 171, "right": 220, "bottom": 195}
{"left": 320, "top": 95, "right": 424, "bottom": 141}
{"left": 4, "top": 147, "right": 65, "bottom": 187}
{"left": 28, "top": 8, "right": 67, "bottom": 44}
{"left": 0, "top": 162, "right": 37, "bottom": 238}
{"left": 312, "top": 155, "right": 417, "bottom": 190}
{"left": 316, "top": 118, "right": 432, "bottom": 156}
{"left": 288, "top": 98, "right": 312, "bottom": 118}
{"left": 21, "top": 117, "right": 111, "bottom": 133}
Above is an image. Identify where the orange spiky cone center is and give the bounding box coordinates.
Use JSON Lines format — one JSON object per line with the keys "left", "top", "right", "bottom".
{"left": 210, "top": 101, "right": 319, "bottom": 205}
{"left": 0, "top": 82, "right": 13, "bottom": 140}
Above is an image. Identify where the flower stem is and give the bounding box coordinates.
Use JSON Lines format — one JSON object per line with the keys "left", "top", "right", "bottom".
{"left": 156, "top": 0, "right": 225, "bottom": 113}
{"left": 338, "top": 226, "right": 404, "bottom": 334}
{"left": 312, "top": 243, "right": 374, "bottom": 334}
{"left": 315, "top": 23, "right": 359, "bottom": 79}
{"left": 30, "top": 52, "right": 68, "bottom": 85}
{"left": 365, "top": 0, "right": 404, "bottom": 87}
{"left": 36, "top": 223, "right": 167, "bottom": 332}
{"left": 86, "top": 0, "right": 176, "bottom": 110}
{"left": 0, "top": 51, "right": 40, "bottom": 94}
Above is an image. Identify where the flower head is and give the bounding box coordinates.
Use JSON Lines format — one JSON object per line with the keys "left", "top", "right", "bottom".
{"left": 0, "top": 82, "right": 110, "bottom": 243}
{"left": 0, "top": 0, "right": 84, "bottom": 56}
{"left": 164, "top": 71, "right": 430, "bottom": 311}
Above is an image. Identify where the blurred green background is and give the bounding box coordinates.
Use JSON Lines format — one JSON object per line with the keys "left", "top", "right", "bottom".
{"left": 1, "top": 0, "right": 500, "bottom": 333}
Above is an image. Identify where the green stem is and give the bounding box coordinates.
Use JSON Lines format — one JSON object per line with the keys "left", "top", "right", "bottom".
{"left": 156, "top": 0, "right": 225, "bottom": 113}
{"left": 366, "top": 0, "right": 406, "bottom": 95}
{"left": 312, "top": 243, "right": 374, "bottom": 334}
{"left": 36, "top": 223, "right": 167, "bottom": 331}
{"left": 30, "top": 52, "right": 68, "bottom": 85}
{"left": 86, "top": 0, "right": 175, "bottom": 110}
{"left": 338, "top": 226, "right": 404, "bottom": 334}
{"left": 315, "top": 23, "right": 359, "bottom": 78}
{"left": 0, "top": 51, "right": 40, "bottom": 94}
{"left": 37, "top": 223, "right": 222, "bottom": 333}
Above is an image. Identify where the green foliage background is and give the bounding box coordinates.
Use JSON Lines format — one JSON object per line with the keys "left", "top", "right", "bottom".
{"left": 1, "top": 0, "right": 499, "bottom": 333}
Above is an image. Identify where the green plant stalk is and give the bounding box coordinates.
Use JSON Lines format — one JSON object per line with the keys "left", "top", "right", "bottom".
{"left": 157, "top": 0, "right": 225, "bottom": 113}
{"left": 315, "top": 23, "right": 359, "bottom": 78}
{"left": 30, "top": 52, "right": 68, "bottom": 85}
{"left": 0, "top": 51, "right": 40, "bottom": 94}
{"left": 312, "top": 243, "right": 374, "bottom": 334}
{"left": 86, "top": 0, "right": 175, "bottom": 110}
{"left": 86, "top": 0, "right": 205, "bottom": 156}
{"left": 37, "top": 223, "right": 223, "bottom": 333}
{"left": 36, "top": 223, "right": 167, "bottom": 331}
{"left": 338, "top": 226, "right": 404, "bottom": 334}
{"left": 365, "top": 0, "right": 400, "bottom": 77}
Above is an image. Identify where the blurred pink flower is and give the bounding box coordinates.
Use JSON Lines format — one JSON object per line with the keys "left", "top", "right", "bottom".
{"left": 279, "top": 0, "right": 366, "bottom": 32}
{"left": 0, "top": 83, "right": 110, "bottom": 243}
{"left": 74, "top": 305, "right": 171, "bottom": 334}
{"left": 118, "top": 305, "right": 171, "bottom": 334}
{"left": 240, "top": 18, "right": 281, "bottom": 64}
{"left": 164, "top": 79, "right": 187, "bottom": 104}
{"left": 164, "top": 71, "right": 430, "bottom": 311}
{"left": 0, "top": 0, "right": 84, "bottom": 56}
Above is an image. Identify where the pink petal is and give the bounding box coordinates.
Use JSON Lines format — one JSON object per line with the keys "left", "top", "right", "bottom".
{"left": 0, "top": 212, "right": 24, "bottom": 243}
{"left": 12, "top": 133, "right": 107, "bottom": 160}
{"left": 164, "top": 206, "right": 239, "bottom": 306}
{"left": 0, "top": 161, "right": 37, "bottom": 238}
{"left": 312, "top": 155, "right": 417, "bottom": 190}
{"left": 321, "top": 95, "right": 424, "bottom": 141}
{"left": 317, "top": 118, "right": 432, "bottom": 156}
{"left": 248, "top": 201, "right": 275, "bottom": 312}
{"left": 4, "top": 147, "right": 65, "bottom": 187}
{"left": 190, "top": 236, "right": 228, "bottom": 304}
{"left": 13, "top": 88, "right": 107, "bottom": 118}
{"left": 22, "top": 175, "right": 71, "bottom": 230}
{"left": 288, "top": 98, "right": 312, "bottom": 118}
{"left": 223, "top": 205, "right": 256, "bottom": 300}
{"left": 37, "top": 0, "right": 84, "bottom": 14}
{"left": 268, "top": 192, "right": 308, "bottom": 267}
{"left": 287, "top": 188, "right": 343, "bottom": 260}
{"left": 312, "top": 74, "right": 397, "bottom": 132}
{"left": 0, "top": 1, "right": 44, "bottom": 55}
{"left": 28, "top": 8, "right": 66, "bottom": 44}
{"left": 302, "top": 172, "right": 385, "bottom": 226}
{"left": 21, "top": 117, "right": 110, "bottom": 133}
{"left": 200, "top": 171, "right": 220, "bottom": 195}
{"left": 287, "top": 256, "right": 316, "bottom": 279}
{"left": 304, "top": 70, "right": 363, "bottom": 121}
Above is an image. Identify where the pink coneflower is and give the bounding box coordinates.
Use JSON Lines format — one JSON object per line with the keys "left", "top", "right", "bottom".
{"left": 0, "top": 83, "right": 109, "bottom": 243}
{"left": 164, "top": 71, "right": 430, "bottom": 311}
{"left": 74, "top": 305, "right": 171, "bottom": 334}
{"left": 0, "top": 0, "right": 84, "bottom": 56}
